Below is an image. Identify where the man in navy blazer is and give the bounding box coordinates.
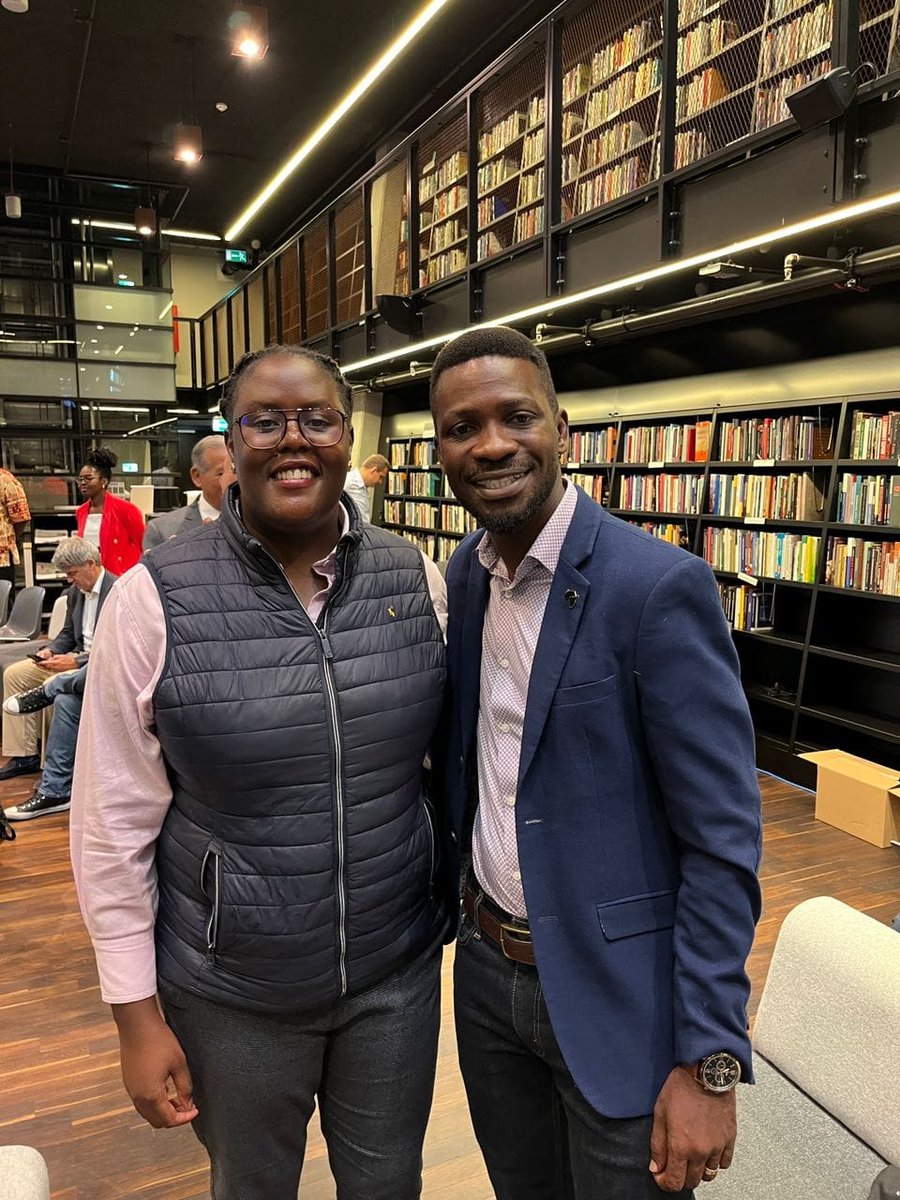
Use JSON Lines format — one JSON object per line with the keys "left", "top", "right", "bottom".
{"left": 431, "top": 327, "right": 761, "bottom": 1198}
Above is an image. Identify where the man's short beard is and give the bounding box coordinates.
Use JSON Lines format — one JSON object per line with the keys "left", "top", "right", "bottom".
{"left": 468, "top": 470, "right": 558, "bottom": 535}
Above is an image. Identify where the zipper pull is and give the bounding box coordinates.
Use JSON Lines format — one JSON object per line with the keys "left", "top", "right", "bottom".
{"left": 320, "top": 631, "right": 334, "bottom": 660}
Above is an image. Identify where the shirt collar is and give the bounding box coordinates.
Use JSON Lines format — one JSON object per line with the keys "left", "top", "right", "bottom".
{"left": 197, "top": 495, "right": 220, "bottom": 523}
{"left": 311, "top": 502, "right": 351, "bottom": 586}
{"left": 477, "top": 480, "right": 577, "bottom": 580}
{"left": 89, "top": 568, "right": 106, "bottom": 598}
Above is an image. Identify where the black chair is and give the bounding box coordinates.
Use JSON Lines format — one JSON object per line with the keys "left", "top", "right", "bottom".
{"left": 0, "top": 586, "right": 46, "bottom": 641}
{"left": 0, "top": 579, "right": 12, "bottom": 626}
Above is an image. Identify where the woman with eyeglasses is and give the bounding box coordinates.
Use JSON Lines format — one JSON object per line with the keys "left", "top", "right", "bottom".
{"left": 71, "top": 346, "right": 448, "bottom": 1200}
{"left": 75, "top": 447, "right": 145, "bottom": 575}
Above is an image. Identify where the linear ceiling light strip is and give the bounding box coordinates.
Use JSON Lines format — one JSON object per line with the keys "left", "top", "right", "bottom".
{"left": 224, "top": 0, "right": 453, "bottom": 241}
{"left": 338, "top": 186, "right": 900, "bottom": 376}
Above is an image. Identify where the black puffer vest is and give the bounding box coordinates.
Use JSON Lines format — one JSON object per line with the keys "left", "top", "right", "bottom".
{"left": 144, "top": 491, "right": 446, "bottom": 1013}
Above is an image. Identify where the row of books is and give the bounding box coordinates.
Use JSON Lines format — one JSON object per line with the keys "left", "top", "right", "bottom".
{"left": 617, "top": 472, "right": 703, "bottom": 512}
{"left": 422, "top": 185, "right": 467, "bottom": 227}
{"left": 621, "top": 420, "right": 711, "bottom": 463}
{"left": 717, "top": 583, "right": 774, "bottom": 631}
{"left": 717, "top": 414, "right": 834, "bottom": 461}
{"left": 573, "top": 156, "right": 645, "bottom": 214}
{"left": 514, "top": 205, "right": 544, "bottom": 242}
{"left": 383, "top": 501, "right": 477, "bottom": 533}
{"left": 676, "top": 66, "right": 729, "bottom": 121}
{"left": 478, "top": 231, "right": 506, "bottom": 259}
{"left": 825, "top": 536, "right": 900, "bottom": 596}
{"left": 849, "top": 410, "right": 900, "bottom": 460}
{"left": 760, "top": 2, "right": 832, "bottom": 76}
{"left": 835, "top": 473, "right": 900, "bottom": 526}
{"left": 675, "top": 128, "right": 708, "bottom": 167}
{"left": 567, "top": 426, "right": 618, "bottom": 465}
{"left": 518, "top": 167, "right": 544, "bottom": 206}
{"left": 629, "top": 520, "right": 690, "bottom": 546}
{"left": 424, "top": 217, "right": 465, "bottom": 253}
{"left": 386, "top": 471, "right": 451, "bottom": 498}
{"left": 388, "top": 442, "right": 437, "bottom": 467}
{"left": 397, "top": 531, "right": 461, "bottom": 562}
{"left": 522, "top": 128, "right": 545, "bottom": 170}
{"left": 590, "top": 18, "right": 662, "bottom": 86}
{"left": 677, "top": 17, "right": 741, "bottom": 77}
{"left": 563, "top": 111, "right": 585, "bottom": 142}
{"left": 419, "top": 152, "right": 468, "bottom": 202}
{"left": 702, "top": 527, "right": 821, "bottom": 582}
{"left": 585, "top": 60, "right": 662, "bottom": 130}
{"left": 752, "top": 60, "right": 830, "bottom": 131}
{"left": 563, "top": 62, "right": 593, "bottom": 106}
{"left": 478, "top": 157, "right": 519, "bottom": 195}
{"left": 706, "top": 472, "right": 826, "bottom": 520}
{"left": 420, "top": 247, "right": 467, "bottom": 285}
{"left": 479, "top": 110, "right": 529, "bottom": 163}
{"left": 479, "top": 196, "right": 511, "bottom": 225}
{"left": 569, "top": 121, "right": 649, "bottom": 180}
{"left": 679, "top": 0, "right": 723, "bottom": 29}
{"left": 566, "top": 473, "right": 607, "bottom": 503}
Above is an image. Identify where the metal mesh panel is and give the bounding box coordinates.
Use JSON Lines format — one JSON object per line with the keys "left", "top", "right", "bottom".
{"left": 675, "top": 0, "right": 833, "bottom": 168}
{"left": 416, "top": 108, "right": 468, "bottom": 288}
{"left": 370, "top": 159, "right": 409, "bottom": 298}
{"left": 561, "top": 0, "right": 664, "bottom": 221}
{"left": 231, "top": 294, "right": 246, "bottom": 359}
{"left": 859, "top": 0, "right": 900, "bottom": 80}
{"left": 304, "top": 220, "right": 329, "bottom": 341}
{"left": 264, "top": 264, "right": 276, "bottom": 343}
{"left": 476, "top": 44, "right": 547, "bottom": 261}
{"left": 278, "top": 242, "right": 302, "bottom": 346}
{"left": 247, "top": 276, "right": 265, "bottom": 351}
{"left": 334, "top": 191, "right": 366, "bottom": 325}
{"left": 215, "top": 304, "right": 229, "bottom": 383}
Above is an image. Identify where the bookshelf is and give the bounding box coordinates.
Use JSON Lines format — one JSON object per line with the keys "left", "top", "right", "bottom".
{"left": 334, "top": 191, "right": 366, "bottom": 326}
{"left": 553, "top": 397, "right": 900, "bottom": 782}
{"left": 475, "top": 47, "right": 547, "bottom": 262}
{"left": 560, "top": 0, "right": 664, "bottom": 220}
{"left": 674, "top": 0, "right": 834, "bottom": 169}
{"left": 858, "top": 0, "right": 900, "bottom": 80}
{"left": 417, "top": 112, "right": 469, "bottom": 288}
{"left": 383, "top": 435, "right": 478, "bottom": 561}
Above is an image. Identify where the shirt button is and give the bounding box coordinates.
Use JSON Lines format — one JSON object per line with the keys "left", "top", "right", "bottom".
{"left": 499, "top": 657, "right": 509, "bottom": 668}
{"left": 504, "top": 794, "right": 515, "bottom": 808}
{"left": 499, "top": 722, "right": 511, "bottom": 734}
{"left": 512, "top": 870, "right": 521, "bottom": 882}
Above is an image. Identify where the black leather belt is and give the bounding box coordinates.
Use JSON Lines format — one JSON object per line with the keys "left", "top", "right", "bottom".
{"left": 463, "top": 882, "right": 536, "bottom": 966}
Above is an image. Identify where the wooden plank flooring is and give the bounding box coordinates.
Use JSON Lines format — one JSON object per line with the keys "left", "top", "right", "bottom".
{"left": 1, "top": 771, "right": 898, "bottom": 1199}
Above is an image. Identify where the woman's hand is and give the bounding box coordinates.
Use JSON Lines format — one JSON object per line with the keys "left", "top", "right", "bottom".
{"left": 112, "top": 997, "right": 198, "bottom": 1129}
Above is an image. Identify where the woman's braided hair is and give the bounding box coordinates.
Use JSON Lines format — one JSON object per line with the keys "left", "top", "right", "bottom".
{"left": 220, "top": 345, "right": 353, "bottom": 424}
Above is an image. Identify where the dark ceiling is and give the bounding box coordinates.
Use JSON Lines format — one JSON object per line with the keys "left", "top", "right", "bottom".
{"left": 0, "top": 0, "right": 561, "bottom": 249}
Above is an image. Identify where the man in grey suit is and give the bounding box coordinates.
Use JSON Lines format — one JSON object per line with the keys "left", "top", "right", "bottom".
{"left": 143, "top": 435, "right": 232, "bottom": 550}
{"left": 0, "top": 537, "right": 117, "bottom": 787}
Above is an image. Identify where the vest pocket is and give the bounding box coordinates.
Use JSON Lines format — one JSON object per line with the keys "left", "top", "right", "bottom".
{"left": 200, "top": 844, "right": 222, "bottom": 964}
{"left": 422, "top": 797, "right": 437, "bottom": 895}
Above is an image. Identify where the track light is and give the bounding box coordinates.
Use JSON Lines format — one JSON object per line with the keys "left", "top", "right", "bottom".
{"left": 173, "top": 123, "right": 203, "bottom": 164}
{"left": 134, "top": 205, "right": 157, "bottom": 237}
{"left": 229, "top": 5, "right": 268, "bottom": 59}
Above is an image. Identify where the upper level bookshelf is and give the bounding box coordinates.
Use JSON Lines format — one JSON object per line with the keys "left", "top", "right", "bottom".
{"left": 476, "top": 47, "right": 547, "bottom": 263}
{"left": 674, "top": 0, "right": 835, "bottom": 169}
{"left": 560, "top": 0, "right": 664, "bottom": 220}
{"left": 417, "top": 112, "right": 469, "bottom": 289}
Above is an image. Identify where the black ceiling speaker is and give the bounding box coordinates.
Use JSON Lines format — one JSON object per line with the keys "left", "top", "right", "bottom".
{"left": 785, "top": 67, "right": 857, "bottom": 132}
{"left": 376, "top": 294, "right": 419, "bottom": 336}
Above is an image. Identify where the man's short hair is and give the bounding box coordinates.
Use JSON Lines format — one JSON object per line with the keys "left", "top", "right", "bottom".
{"left": 430, "top": 326, "right": 558, "bottom": 415}
{"left": 191, "top": 434, "right": 227, "bottom": 472}
{"left": 362, "top": 454, "right": 390, "bottom": 472}
{"left": 51, "top": 536, "right": 102, "bottom": 571}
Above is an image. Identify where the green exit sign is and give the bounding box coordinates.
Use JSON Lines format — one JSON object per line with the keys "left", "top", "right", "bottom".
{"left": 224, "top": 247, "right": 249, "bottom": 265}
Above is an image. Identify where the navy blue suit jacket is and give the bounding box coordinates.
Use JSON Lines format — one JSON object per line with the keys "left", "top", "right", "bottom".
{"left": 440, "top": 488, "right": 762, "bottom": 1118}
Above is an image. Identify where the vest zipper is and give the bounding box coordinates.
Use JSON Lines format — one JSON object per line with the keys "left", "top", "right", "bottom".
{"left": 273, "top": 560, "right": 350, "bottom": 998}
{"left": 201, "top": 846, "right": 221, "bottom": 965}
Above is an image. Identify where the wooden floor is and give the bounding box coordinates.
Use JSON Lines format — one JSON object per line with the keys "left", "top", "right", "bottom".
{"left": 2, "top": 771, "right": 899, "bottom": 1200}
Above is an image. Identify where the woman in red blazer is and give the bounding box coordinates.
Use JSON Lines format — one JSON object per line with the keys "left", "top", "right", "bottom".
{"left": 75, "top": 448, "right": 145, "bottom": 576}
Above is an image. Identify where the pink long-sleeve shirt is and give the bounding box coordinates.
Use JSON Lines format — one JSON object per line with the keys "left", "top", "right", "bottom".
{"left": 70, "top": 516, "right": 448, "bottom": 1005}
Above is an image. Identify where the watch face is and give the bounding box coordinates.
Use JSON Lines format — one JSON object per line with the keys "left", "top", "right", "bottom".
{"left": 700, "top": 1053, "right": 741, "bottom": 1092}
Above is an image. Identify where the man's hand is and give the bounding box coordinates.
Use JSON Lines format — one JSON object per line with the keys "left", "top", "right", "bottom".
{"left": 648, "top": 1066, "right": 736, "bottom": 1191}
{"left": 112, "top": 997, "right": 198, "bottom": 1130}
{"left": 36, "top": 653, "right": 79, "bottom": 673}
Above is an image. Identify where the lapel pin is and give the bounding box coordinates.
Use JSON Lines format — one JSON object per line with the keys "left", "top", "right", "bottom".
{"left": 565, "top": 589, "right": 579, "bottom": 609}
{"left": 387, "top": 605, "right": 397, "bottom": 618}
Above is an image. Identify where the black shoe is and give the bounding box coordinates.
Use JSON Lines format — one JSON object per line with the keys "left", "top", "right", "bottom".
{"left": 3, "top": 685, "right": 53, "bottom": 716}
{"left": 0, "top": 754, "right": 41, "bottom": 781}
{"left": 6, "top": 787, "right": 70, "bottom": 821}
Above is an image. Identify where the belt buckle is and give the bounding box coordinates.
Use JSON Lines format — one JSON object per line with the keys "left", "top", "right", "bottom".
{"left": 498, "top": 918, "right": 531, "bottom": 961}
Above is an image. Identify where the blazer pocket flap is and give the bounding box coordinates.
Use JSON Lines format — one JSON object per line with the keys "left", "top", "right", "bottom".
{"left": 597, "top": 890, "right": 677, "bottom": 941}
{"left": 553, "top": 674, "right": 617, "bottom": 707}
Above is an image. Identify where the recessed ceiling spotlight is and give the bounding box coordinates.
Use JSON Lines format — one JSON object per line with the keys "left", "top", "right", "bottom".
{"left": 1, "top": 1, "right": 29, "bottom": 12}
{"left": 215, "top": 101, "right": 229, "bottom": 113}
{"left": 229, "top": 5, "right": 268, "bottom": 59}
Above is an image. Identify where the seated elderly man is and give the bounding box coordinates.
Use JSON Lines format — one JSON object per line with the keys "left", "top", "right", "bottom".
{"left": 0, "top": 537, "right": 116, "bottom": 792}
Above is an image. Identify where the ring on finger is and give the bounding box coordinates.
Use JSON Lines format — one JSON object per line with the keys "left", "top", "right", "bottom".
{"left": 702, "top": 1166, "right": 719, "bottom": 1180}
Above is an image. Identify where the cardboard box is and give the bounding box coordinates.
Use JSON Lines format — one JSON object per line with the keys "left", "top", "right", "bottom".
{"left": 800, "top": 749, "right": 900, "bottom": 848}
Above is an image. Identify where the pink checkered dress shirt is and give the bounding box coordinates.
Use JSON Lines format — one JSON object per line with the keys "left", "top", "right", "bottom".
{"left": 472, "top": 481, "right": 578, "bottom": 919}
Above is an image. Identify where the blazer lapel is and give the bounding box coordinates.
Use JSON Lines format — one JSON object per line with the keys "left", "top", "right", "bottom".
{"left": 518, "top": 491, "right": 603, "bottom": 785}
{"left": 455, "top": 549, "right": 490, "bottom": 753}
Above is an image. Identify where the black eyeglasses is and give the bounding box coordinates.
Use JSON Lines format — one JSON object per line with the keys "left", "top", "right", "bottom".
{"left": 235, "top": 407, "right": 348, "bottom": 450}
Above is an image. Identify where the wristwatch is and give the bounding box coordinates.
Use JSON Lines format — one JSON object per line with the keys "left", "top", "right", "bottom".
{"left": 682, "top": 1051, "right": 742, "bottom": 1093}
